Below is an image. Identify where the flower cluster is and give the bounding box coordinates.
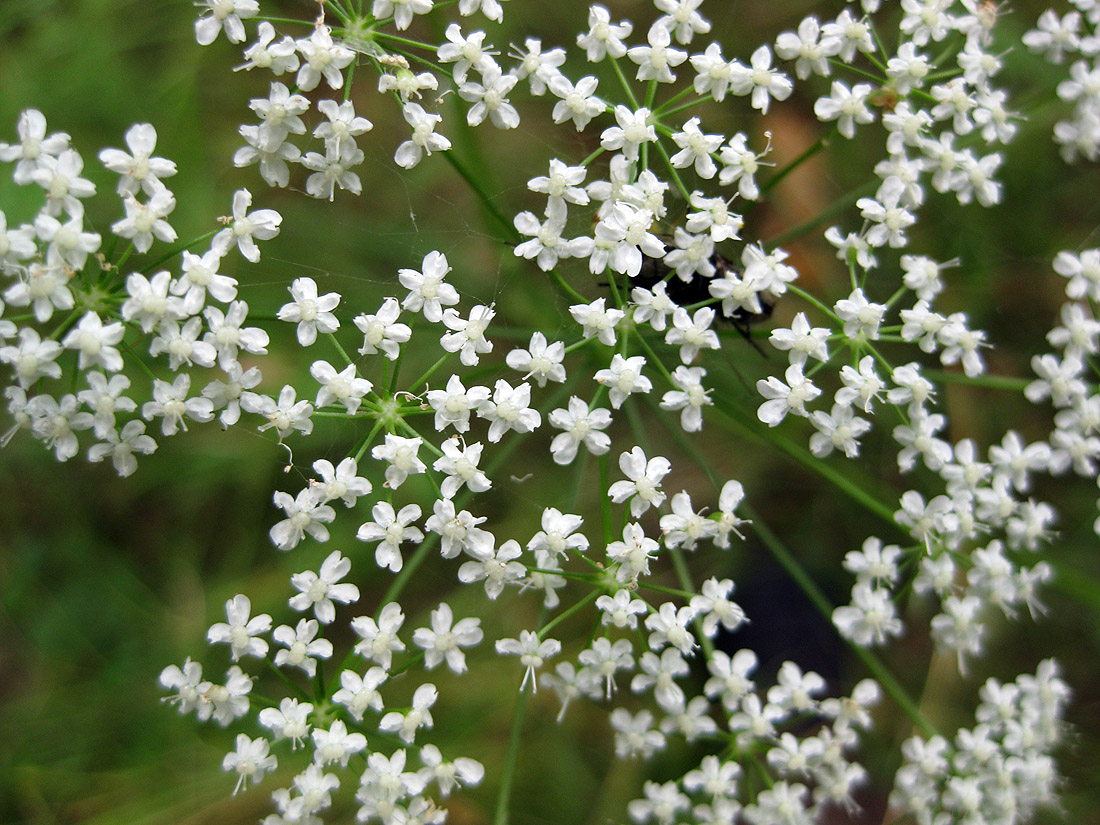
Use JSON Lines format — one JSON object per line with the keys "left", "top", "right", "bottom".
{"left": 4, "top": 0, "right": 1096, "bottom": 823}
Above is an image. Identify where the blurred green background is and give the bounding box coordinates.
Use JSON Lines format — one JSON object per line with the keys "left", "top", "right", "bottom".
{"left": 2, "top": 1, "right": 1100, "bottom": 824}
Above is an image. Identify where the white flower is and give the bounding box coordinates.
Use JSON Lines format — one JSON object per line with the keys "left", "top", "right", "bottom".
{"left": 212, "top": 188, "right": 282, "bottom": 262}
{"left": 457, "top": 538, "right": 526, "bottom": 599}
{"left": 548, "top": 74, "right": 605, "bottom": 130}
{"left": 302, "top": 139, "right": 365, "bottom": 201}
{"left": 775, "top": 15, "right": 840, "bottom": 79}
{"left": 258, "top": 697, "right": 313, "bottom": 749}
{"left": 309, "top": 457, "right": 372, "bottom": 508}
{"left": 142, "top": 374, "right": 215, "bottom": 436}
{"left": 273, "top": 618, "right": 333, "bottom": 677}
{"left": 570, "top": 297, "right": 625, "bottom": 346}
{"left": 202, "top": 363, "right": 263, "bottom": 428}
{"left": 269, "top": 488, "right": 336, "bottom": 551}
{"left": 576, "top": 4, "right": 633, "bottom": 62}
{"left": 718, "top": 132, "right": 770, "bottom": 200}
{"left": 413, "top": 602, "right": 483, "bottom": 673}
{"left": 378, "top": 67, "right": 439, "bottom": 101}
{"left": 240, "top": 384, "right": 314, "bottom": 438}
{"left": 810, "top": 404, "right": 872, "bottom": 459}
{"left": 670, "top": 117, "right": 723, "bottom": 178}
{"left": 690, "top": 42, "right": 734, "bottom": 101}
{"left": 332, "top": 667, "right": 387, "bottom": 721}
{"left": 591, "top": 202, "right": 665, "bottom": 277}
{"left": 32, "top": 149, "right": 97, "bottom": 216}
{"left": 505, "top": 332, "right": 566, "bottom": 387}
{"left": 728, "top": 46, "right": 792, "bottom": 114}
{"left": 77, "top": 374, "right": 135, "bottom": 442}
{"left": 0, "top": 109, "right": 71, "bottom": 185}
{"left": 606, "top": 522, "right": 660, "bottom": 583}
{"left": 351, "top": 602, "right": 406, "bottom": 670}
{"left": 596, "top": 590, "right": 647, "bottom": 629}
{"left": 660, "top": 491, "right": 720, "bottom": 550}
{"left": 655, "top": 0, "right": 711, "bottom": 44}
{"left": 627, "top": 22, "right": 687, "bottom": 84}
{"left": 513, "top": 197, "right": 593, "bottom": 271}
{"left": 426, "top": 375, "right": 491, "bottom": 434}
{"left": 99, "top": 122, "right": 177, "bottom": 196}
{"left": 858, "top": 177, "right": 916, "bottom": 248}
{"left": 768, "top": 312, "right": 830, "bottom": 365}
{"left": 295, "top": 25, "right": 355, "bottom": 92}
{"left": 314, "top": 98, "right": 372, "bottom": 150}
{"left": 665, "top": 307, "right": 719, "bottom": 364}
{"left": 357, "top": 501, "right": 424, "bottom": 573}
{"left": 814, "top": 81, "right": 874, "bottom": 138}
{"left": 477, "top": 379, "right": 540, "bottom": 442}
{"left": 86, "top": 420, "right": 155, "bottom": 478}
{"left": 222, "top": 734, "right": 277, "bottom": 796}
{"left": 355, "top": 297, "right": 412, "bottom": 360}
{"left": 110, "top": 185, "right": 177, "bottom": 254}
{"left": 631, "top": 282, "right": 678, "bottom": 331}
{"left": 600, "top": 106, "right": 657, "bottom": 161}
{"left": 373, "top": 0, "right": 434, "bottom": 31}
{"left": 371, "top": 434, "right": 427, "bottom": 489}
{"left": 433, "top": 437, "right": 491, "bottom": 498}
{"left": 509, "top": 37, "right": 566, "bottom": 94}
{"left": 660, "top": 365, "right": 712, "bottom": 432}
{"left": 4, "top": 262, "right": 72, "bottom": 324}
{"left": 277, "top": 277, "right": 341, "bottom": 347}
{"left": 395, "top": 103, "right": 451, "bottom": 168}
{"left": 379, "top": 683, "right": 437, "bottom": 744}
{"left": 756, "top": 363, "right": 821, "bottom": 426}
{"left": 149, "top": 317, "right": 217, "bottom": 371}
{"left": 34, "top": 209, "right": 100, "bottom": 270}
{"left": 441, "top": 304, "right": 495, "bottom": 366}
{"left": 207, "top": 594, "right": 271, "bottom": 661}
{"left": 237, "top": 22, "right": 300, "bottom": 75}
{"left": 62, "top": 311, "right": 125, "bottom": 372}
{"left": 496, "top": 630, "right": 561, "bottom": 692}
{"left": 0, "top": 327, "right": 62, "bottom": 387}
{"left": 436, "top": 24, "right": 495, "bottom": 84}
{"left": 289, "top": 550, "right": 360, "bottom": 623}
{"left": 194, "top": 0, "right": 257, "bottom": 45}
{"left": 595, "top": 354, "right": 652, "bottom": 409}
{"left": 174, "top": 248, "right": 237, "bottom": 315}
{"left": 399, "top": 250, "right": 460, "bottom": 322}
{"left": 203, "top": 300, "right": 269, "bottom": 370}
{"left": 548, "top": 396, "right": 612, "bottom": 464}
{"left": 312, "top": 719, "right": 367, "bottom": 766}
{"left": 310, "top": 360, "right": 372, "bottom": 414}
{"left": 458, "top": 63, "right": 520, "bottom": 129}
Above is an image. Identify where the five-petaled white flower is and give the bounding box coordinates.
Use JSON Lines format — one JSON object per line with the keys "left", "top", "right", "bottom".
{"left": 278, "top": 277, "right": 341, "bottom": 347}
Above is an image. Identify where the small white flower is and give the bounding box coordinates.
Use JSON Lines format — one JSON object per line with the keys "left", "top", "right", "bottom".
{"left": 594, "top": 354, "right": 652, "bottom": 409}
{"left": 222, "top": 734, "right": 277, "bottom": 796}
{"left": 399, "top": 250, "right": 459, "bottom": 322}
{"left": 476, "top": 379, "right": 540, "bottom": 442}
{"left": 496, "top": 630, "right": 561, "bottom": 692}
{"left": 413, "top": 602, "right": 483, "bottom": 673}
{"left": 289, "top": 550, "right": 361, "bottom": 623}
{"left": 354, "top": 297, "right": 412, "bottom": 360}
{"left": 295, "top": 25, "right": 355, "bottom": 92}
{"left": 207, "top": 594, "right": 271, "bottom": 661}
{"left": 273, "top": 618, "right": 333, "bottom": 677}
{"left": 195, "top": 0, "right": 258, "bottom": 45}
{"left": 357, "top": 500, "right": 424, "bottom": 573}
{"left": 371, "top": 434, "right": 427, "bottom": 489}
{"left": 212, "top": 188, "right": 282, "bottom": 263}
{"left": 277, "top": 277, "right": 341, "bottom": 347}
{"left": 548, "top": 396, "right": 612, "bottom": 464}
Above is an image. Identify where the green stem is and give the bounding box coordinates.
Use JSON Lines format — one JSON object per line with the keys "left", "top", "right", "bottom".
{"left": 493, "top": 675, "right": 531, "bottom": 825}
{"left": 760, "top": 128, "right": 835, "bottom": 197}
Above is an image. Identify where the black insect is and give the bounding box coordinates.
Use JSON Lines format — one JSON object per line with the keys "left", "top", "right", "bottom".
{"left": 630, "top": 242, "right": 774, "bottom": 353}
